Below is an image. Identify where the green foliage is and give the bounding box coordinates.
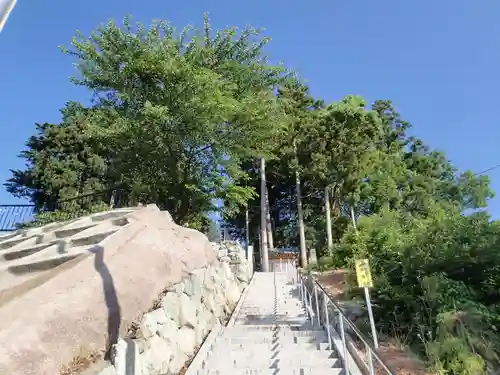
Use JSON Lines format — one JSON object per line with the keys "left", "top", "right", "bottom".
{"left": 305, "top": 94, "right": 384, "bottom": 203}
{"left": 21, "top": 202, "right": 111, "bottom": 228}
{"left": 5, "top": 102, "right": 109, "bottom": 209}
{"left": 7, "top": 15, "right": 287, "bottom": 226}
{"left": 223, "top": 80, "right": 497, "bottom": 374}
{"left": 5, "top": 13, "right": 499, "bottom": 374}
{"left": 334, "top": 209, "right": 500, "bottom": 373}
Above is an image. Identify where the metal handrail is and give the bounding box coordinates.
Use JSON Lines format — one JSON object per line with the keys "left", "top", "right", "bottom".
{"left": 297, "top": 269, "right": 397, "bottom": 375}
{"left": 314, "top": 279, "right": 396, "bottom": 374}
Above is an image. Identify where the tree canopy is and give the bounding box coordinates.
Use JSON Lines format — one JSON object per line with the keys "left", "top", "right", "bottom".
{"left": 5, "top": 14, "right": 499, "bottom": 373}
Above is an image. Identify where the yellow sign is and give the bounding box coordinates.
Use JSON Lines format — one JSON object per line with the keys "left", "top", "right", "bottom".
{"left": 355, "top": 259, "right": 373, "bottom": 288}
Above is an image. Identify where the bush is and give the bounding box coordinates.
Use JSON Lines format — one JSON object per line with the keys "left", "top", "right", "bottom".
{"left": 21, "top": 202, "right": 111, "bottom": 228}
{"left": 334, "top": 207, "right": 500, "bottom": 374}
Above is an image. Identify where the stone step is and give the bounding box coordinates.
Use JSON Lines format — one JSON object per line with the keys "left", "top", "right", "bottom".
{"left": 236, "top": 312, "right": 306, "bottom": 318}
{"left": 189, "top": 272, "right": 345, "bottom": 375}
{"left": 2, "top": 220, "right": 127, "bottom": 263}
{"left": 237, "top": 309, "right": 305, "bottom": 313}
{"left": 57, "top": 213, "right": 130, "bottom": 236}
{"left": 90, "top": 209, "right": 135, "bottom": 222}
{"left": 213, "top": 335, "right": 328, "bottom": 345}
{"left": 2, "top": 222, "right": 125, "bottom": 269}
{"left": 221, "top": 327, "right": 326, "bottom": 335}
{"left": 0, "top": 207, "right": 135, "bottom": 253}
{"left": 206, "top": 342, "right": 333, "bottom": 356}
{"left": 197, "top": 368, "right": 342, "bottom": 375}
{"left": 0, "top": 232, "right": 20, "bottom": 242}
{"left": 231, "top": 323, "right": 313, "bottom": 328}
{"left": 224, "top": 324, "right": 317, "bottom": 332}
{"left": 0, "top": 222, "right": 71, "bottom": 249}
{"left": 239, "top": 306, "right": 304, "bottom": 311}
{"left": 2, "top": 241, "right": 56, "bottom": 261}
{"left": 201, "top": 357, "right": 340, "bottom": 369}
{"left": 0, "top": 226, "right": 116, "bottom": 269}
{"left": 6, "top": 249, "right": 87, "bottom": 275}
{"left": 69, "top": 225, "right": 121, "bottom": 247}
{"left": 0, "top": 235, "right": 36, "bottom": 250}
{"left": 233, "top": 317, "right": 309, "bottom": 322}
{"left": 0, "top": 233, "right": 54, "bottom": 253}
{"left": 223, "top": 328, "right": 327, "bottom": 337}
{"left": 53, "top": 224, "right": 97, "bottom": 239}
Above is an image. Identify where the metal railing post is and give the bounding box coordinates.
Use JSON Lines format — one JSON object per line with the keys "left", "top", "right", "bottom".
{"left": 298, "top": 274, "right": 302, "bottom": 301}
{"left": 295, "top": 263, "right": 300, "bottom": 286}
{"left": 312, "top": 281, "right": 396, "bottom": 375}
{"left": 304, "top": 281, "right": 311, "bottom": 317}
{"left": 313, "top": 283, "right": 320, "bottom": 327}
{"left": 323, "top": 291, "right": 332, "bottom": 350}
{"left": 339, "top": 312, "right": 350, "bottom": 374}
{"left": 301, "top": 278, "right": 305, "bottom": 303}
{"left": 367, "top": 345, "right": 375, "bottom": 375}
{"left": 308, "top": 287, "right": 314, "bottom": 320}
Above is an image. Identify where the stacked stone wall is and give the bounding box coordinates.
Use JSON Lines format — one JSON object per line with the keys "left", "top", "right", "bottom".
{"left": 101, "top": 241, "right": 252, "bottom": 375}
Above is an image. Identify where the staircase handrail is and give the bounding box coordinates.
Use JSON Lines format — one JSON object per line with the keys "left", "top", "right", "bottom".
{"left": 298, "top": 270, "right": 397, "bottom": 375}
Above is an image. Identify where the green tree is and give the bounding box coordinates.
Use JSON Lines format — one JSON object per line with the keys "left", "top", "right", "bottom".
{"left": 5, "top": 101, "right": 110, "bottom": 209}
{"left": 65, "top": 16, "right": 287, "bottom": 224}
{"left": 8, "top": 15, "right": 288, "bottom": 227}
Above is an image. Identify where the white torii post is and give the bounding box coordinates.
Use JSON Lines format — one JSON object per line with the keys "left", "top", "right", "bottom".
{"left": 0, "top": 0, "right": 17, "bottom": 32}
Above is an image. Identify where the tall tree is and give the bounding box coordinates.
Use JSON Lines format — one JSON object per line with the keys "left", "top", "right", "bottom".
{"left": 304, "top": 95, "right": 384, "bottom": 239}
{"left": 260, "top": 157, "right": 269, "bottom": 271}
{"left": 9, "top": 16, "right": 288, "bottom": 227}
{"left": 276, "top": 80, "right": 323, "bottom": 266}
{"left": 5, "top": 102, "right": 110, "bottom": 209}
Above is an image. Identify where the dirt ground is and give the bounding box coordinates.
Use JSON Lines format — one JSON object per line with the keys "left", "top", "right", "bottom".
{"left": 316, "top": 270, "right": 434, "bottom": 375}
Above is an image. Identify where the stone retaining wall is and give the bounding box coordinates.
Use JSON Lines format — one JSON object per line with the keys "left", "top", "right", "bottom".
{"left": 100, "top": 241, "right": 251, "bottom": 375}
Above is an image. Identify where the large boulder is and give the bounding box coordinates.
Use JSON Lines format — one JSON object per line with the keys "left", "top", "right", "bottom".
{"left": 0, "top": 205, "right": 216, "bottom": 375}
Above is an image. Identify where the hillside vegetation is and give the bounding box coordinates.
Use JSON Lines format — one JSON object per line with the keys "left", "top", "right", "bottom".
{"left": 5, "top": 14, "right": 498, "bottom": 374}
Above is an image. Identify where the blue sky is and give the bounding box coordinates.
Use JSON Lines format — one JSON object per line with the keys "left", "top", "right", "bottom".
{"left": 1, "top": 1, "right": 500, "bottom": 216}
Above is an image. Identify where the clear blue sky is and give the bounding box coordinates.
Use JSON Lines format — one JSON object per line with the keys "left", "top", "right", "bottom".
{"left": 1, "top": 1, "right": 500, "bottom": 215}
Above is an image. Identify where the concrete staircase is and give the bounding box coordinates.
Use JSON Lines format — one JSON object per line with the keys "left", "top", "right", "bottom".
{"left": 189, "top": 272, "right": 344, "bottom": 375}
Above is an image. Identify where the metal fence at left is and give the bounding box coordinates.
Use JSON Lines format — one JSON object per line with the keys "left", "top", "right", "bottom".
{"left": 0, "top": 187, "right": 132, "bottom": 232}
{"left": 0, "top": 204, "right": 35, "bottom": 232}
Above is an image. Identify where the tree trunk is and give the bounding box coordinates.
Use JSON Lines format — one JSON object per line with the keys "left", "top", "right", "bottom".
{"left": 333, "top": 186, "right": 341, "bottom": 218}
{"left": 293, "top": 139, "right": 307, "bottom": 268}
{"left": 296, "top": 171, "right": 307, "bottom": 268}
{"left": 266, "top": 186, "right": 274, "bottom": 252}
{"left": 273, "top": 205, "right": 280, "bottom": 248}
{"left": 325, "top": 186, "right": 333, "bottom": 251}
{"left": 245, "top": 205, "right": 250, "bottom": 251}
{"left": 260, "top": 157, "right": 269, "bottom": 272}
{"left": 350, "top": 204, "right": 358, "bottom": 232}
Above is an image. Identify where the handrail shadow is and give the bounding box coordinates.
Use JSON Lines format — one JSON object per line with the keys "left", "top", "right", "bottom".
{"left": 89, "top": 245, "right": 121, "bottom": 360}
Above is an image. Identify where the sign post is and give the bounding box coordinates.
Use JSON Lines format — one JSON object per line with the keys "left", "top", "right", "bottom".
{"left": 355, "top": 258, "right": 379, "bottom": 348}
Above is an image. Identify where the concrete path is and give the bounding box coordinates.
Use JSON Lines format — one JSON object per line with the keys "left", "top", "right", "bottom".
{"left": 190, "top": 272, "right": 343, "bottom": 375}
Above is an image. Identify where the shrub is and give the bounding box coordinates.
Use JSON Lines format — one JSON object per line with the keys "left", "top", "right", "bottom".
{"left": 332, "top": 207, "right": 500, "bottom": 373}
{"left": 21, "top": 202, "right": 111, "bottom": 228}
